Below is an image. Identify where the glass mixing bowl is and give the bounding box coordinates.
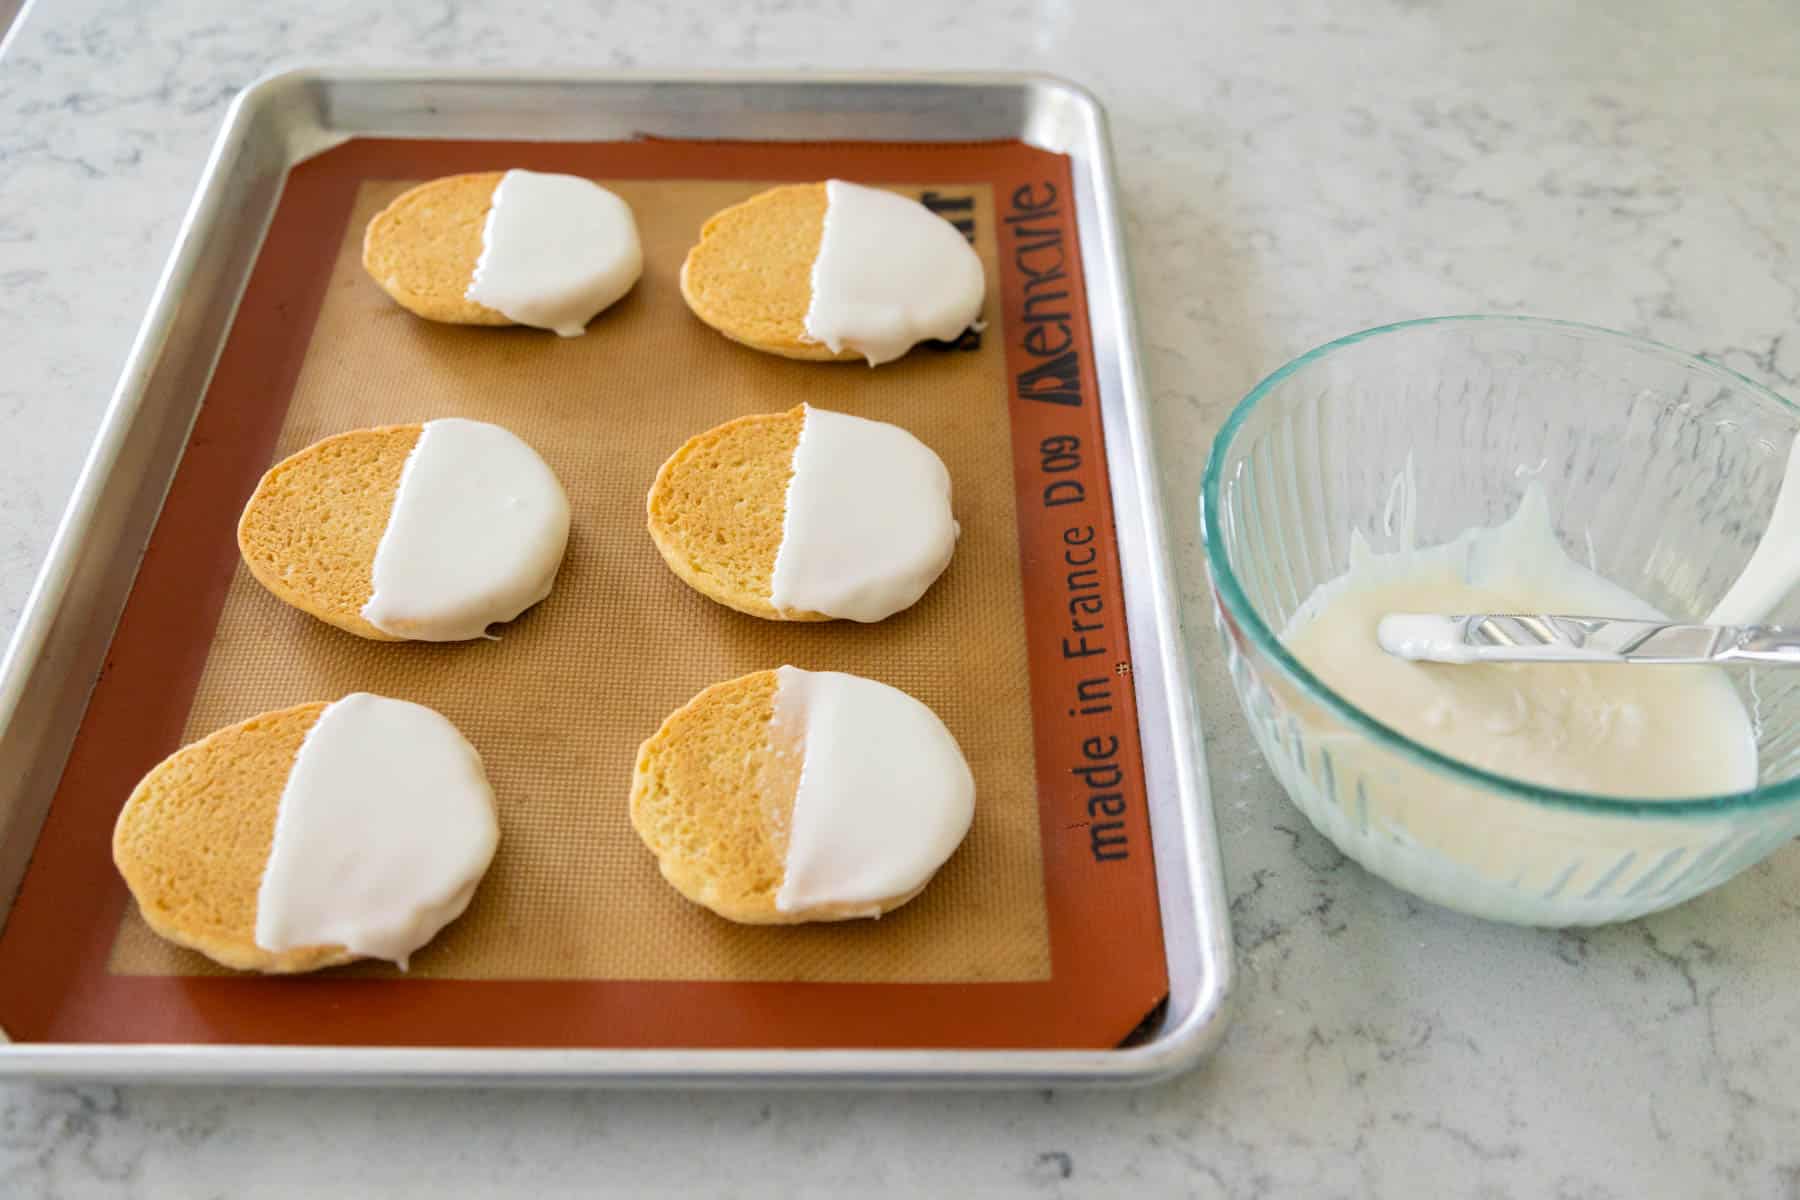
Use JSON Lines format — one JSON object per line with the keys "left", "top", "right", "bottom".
{"left": 1201, "top": 315, "right": 1800, "bottom": 926}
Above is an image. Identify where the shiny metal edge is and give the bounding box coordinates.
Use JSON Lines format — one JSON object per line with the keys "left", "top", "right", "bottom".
{"left": 0, "top": 0, "right": 38, "bottom": 61}
{"left": 0, "top": 74, "right": 302, "bottom": 933}
{"left": 0, "top": 67, "right": 1231, "bottom": 1086}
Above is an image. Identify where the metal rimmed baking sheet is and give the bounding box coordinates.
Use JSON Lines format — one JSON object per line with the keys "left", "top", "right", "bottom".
{"left": 0, "top": 69, "right": 1231, "bottom": 1085}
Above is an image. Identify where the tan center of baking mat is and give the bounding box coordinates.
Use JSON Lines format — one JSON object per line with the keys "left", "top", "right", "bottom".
{"left": 0, "top": 137, "right": 1167, "bottom": 1049}
{"left": 109, "top": 175, "right": 1050, "bottom": 985}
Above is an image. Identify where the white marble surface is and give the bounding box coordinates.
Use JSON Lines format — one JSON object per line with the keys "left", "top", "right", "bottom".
{"left": 5, "top": 0, "right": 1800, "bottom": 1195}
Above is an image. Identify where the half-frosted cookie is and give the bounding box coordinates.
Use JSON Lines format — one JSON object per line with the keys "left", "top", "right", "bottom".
{"left": 238, "top": 418, "right": 571, "bottom": 642}
{"left": 647, "top": 404, "right": 957, "bottom": 622}
{"left": 112, "top": 693, "right": 499, "bottom": 973}
{"left": 631, "top": 667, "right": 975, "bottom": 924}
{"left": 362, "top": 169, "right": 643, "bottom": 337}
{"left": 680, "top": 179, "right": 984, "bottom": 365}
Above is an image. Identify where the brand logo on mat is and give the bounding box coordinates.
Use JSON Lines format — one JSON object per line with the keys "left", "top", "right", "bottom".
{"left": 1007, "top": 181, "right": 1130, "bottom": 865}
{"left": 1006, "top": 182, "right": 1083, "bottom": 407}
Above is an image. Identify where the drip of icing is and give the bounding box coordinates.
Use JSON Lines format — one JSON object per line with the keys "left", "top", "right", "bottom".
{"left": 1286, "top": 483, "right": 1758, "bottom": 800}
{"left": 768, "top": 405, "right": 958, "bottom": 622}
{"left": 362, "top": 419, "right": 570, "bottom": 642}
{"left": 465, "top": 169, "right": 643, "bottom": 337}
{"left": 254, "top": 694, "right": 498, "bottom": 967}
{"left": 770, "top": 667, "right": 974, "bottom": 915}
{"left": 1708, "top": 434, "right": 1800, "bottom": 626}
{"left": 801, "top": 180, "right": 985, "bottom": 366}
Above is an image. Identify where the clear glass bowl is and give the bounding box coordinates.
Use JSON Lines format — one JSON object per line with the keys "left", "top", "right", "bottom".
{"left": 1201, "top": 315, "right": 1800, "bottom": 926}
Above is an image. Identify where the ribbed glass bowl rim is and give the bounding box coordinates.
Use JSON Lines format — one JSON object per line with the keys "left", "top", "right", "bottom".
{"left": 1201, "top": 313, "right": 1800, "bottom": 820}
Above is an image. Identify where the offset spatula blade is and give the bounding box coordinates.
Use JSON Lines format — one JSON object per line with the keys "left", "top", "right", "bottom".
{"left": 1377, "top": 613, "right": 1800, "bottom": 666}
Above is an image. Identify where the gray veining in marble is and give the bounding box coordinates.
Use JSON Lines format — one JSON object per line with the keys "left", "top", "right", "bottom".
{"left": 5, "top": 0, "right": 1800, "bottom": 1195}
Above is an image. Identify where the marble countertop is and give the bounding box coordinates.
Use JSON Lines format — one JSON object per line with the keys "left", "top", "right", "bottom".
{"left": 5, "top": 0, "right": 1800, "bottom": 1194}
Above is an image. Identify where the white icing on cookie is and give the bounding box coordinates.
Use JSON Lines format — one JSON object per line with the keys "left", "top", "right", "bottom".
{"left": 771, "top": 667, "right": 975, "bottom": 916}
{"left": 802, "top": 179, "right": 985, "bottom": 365}
{"left": 254, "top": 694, "right": 498, "bottom": 968}
{"left": 465, "top": 169, "right": 642, "bottom": 337}
{"left": 362, "top": 419, "right": 570, "bottom": 642}
{"left": 768, "top": 405, "right": 958, "bottom": 622}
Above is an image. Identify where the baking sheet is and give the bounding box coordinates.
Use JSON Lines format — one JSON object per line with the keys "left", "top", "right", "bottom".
{"left": 0, "top": 134, "right": 1168, "bottom": 1050}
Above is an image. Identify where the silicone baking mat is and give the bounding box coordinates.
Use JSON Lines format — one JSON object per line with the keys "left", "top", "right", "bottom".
{"left": 0, "top": 137, "right": 1166, "bottom": 1049}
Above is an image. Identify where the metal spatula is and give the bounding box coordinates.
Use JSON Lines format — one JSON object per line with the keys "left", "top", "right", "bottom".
{"left": 1377, "top": 613, "right": 1800, "bottom": 666}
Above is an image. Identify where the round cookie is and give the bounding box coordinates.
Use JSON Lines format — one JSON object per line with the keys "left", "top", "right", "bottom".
{"left": 647, "top": 406, "right": 814, "bottom": 621}
{"left": 112, "top": 694, "right": 499, "bottom": 974}
{"left": 363, "top": 172, "right": 512, "bottom": 327}
{"left": 238, "top": 418, "right": 570, "bottom": 642}
{"left": 679, "top": 183, "right": 849, "bottom": 362}
{"left": 646, "top": 404, "right": 957, "bottom": 623}
{"left": 630, "top": 667, "right": 975, "bottom": 925}
{"left": 113, "top": 702, "right": 346, "bottom": 973}
{"left": 363, "top": 169, "right": 642, "bottom": 336}
{"left": 679, "top": 179, "right": 985, "bottom": 365}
